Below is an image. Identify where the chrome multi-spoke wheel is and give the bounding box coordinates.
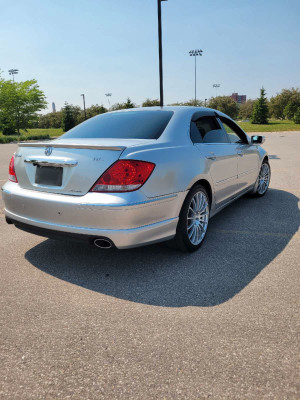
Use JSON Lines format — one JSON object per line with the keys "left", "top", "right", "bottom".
{"left": 171, "top": 185, "right": 210, "bottom": 252}
{"left": 187, "top": 191, "right": 209, "bottom": 245}
{"left": 257, "top": 162, "right": 270, "bottom": 195}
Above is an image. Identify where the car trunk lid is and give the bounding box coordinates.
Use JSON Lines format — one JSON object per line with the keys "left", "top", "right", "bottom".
{"left": 14, "top": 139, "right": 133, "bottom": 196}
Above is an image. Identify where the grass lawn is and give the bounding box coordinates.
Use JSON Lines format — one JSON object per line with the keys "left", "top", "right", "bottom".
{"left": 0, "top": 128, "right": 63, "bottom": 139}
{"left": 0, "top": 128, "right": 64, "bottom": 143}
{"left": 20, "top": 128, "right": 63, "bottom": 137}
{"left": 238, "top": 120, "right": 300, "bottom": 132}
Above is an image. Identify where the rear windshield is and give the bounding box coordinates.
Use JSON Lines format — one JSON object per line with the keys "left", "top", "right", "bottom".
{"left": 61, "top": 110, "right": 174, "bottom": 140}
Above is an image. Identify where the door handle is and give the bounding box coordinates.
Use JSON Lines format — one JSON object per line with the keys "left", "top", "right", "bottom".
{"left": 206, "top": 153, "right": 217, "bottom": 160}
{"left": 237, "top": 151, "right": 243, "bottom": 157}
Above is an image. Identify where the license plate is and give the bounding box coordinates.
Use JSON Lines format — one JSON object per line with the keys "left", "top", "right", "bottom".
{"left": 35, "top": 166, "right": 63, "bottom": 186}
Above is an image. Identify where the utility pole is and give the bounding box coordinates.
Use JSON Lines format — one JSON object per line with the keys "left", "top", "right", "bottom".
{"left": 189, "top": 50, "right": 203, "bottom": 103}
{"left": 157, "top": 0, "right": 167, "bottom": 107}
{"left": 105, "top": 93, "right": 112, "bottom": 109}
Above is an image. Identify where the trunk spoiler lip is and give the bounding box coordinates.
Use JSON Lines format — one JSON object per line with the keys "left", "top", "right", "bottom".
{"left": 18, "top": 142, "right": 126, "bottom": 151}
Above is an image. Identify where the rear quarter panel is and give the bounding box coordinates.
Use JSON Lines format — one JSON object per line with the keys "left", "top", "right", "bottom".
{"left": 123, "top": 144, "right": 213, "bottom": 199}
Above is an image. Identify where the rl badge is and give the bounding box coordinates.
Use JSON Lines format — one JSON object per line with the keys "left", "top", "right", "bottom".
{"left": 45, "top": 146, "right": 53, "bottom": 156}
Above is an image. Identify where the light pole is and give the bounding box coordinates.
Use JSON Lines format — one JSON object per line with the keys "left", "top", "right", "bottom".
{"left": 81, "top": 94, "right": 86, "bottom": 120}
{"left": 205, "top": 98, "right": 207, "bottom": 107}
{"left": 8, "top": 69, "right": 19, "bottom": 82}
{"left": 105, "top": 93, "right": 112, "bottom": 108}
{"left": 157, "top": 0, "right": 167, "bottom": 107}
{"left": 213, "top": 84, "right": 220, "bottom": 97}
{"left": 189, "top": 49, "right": 203, "bottom": 103}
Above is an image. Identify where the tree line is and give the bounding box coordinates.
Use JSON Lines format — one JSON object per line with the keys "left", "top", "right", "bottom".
{"left": 33, "top": 87, "right": 300, "bottom": 132}
{"left": 239, "top": 87, "right": 300, "bottom": 123}
{"left": 1, "top": 71, "right": 299, "bottom": 135}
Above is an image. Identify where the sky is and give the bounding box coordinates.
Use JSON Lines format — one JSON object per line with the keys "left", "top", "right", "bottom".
{"left": 1, "top": 0, "right": 300, "bottom": 112}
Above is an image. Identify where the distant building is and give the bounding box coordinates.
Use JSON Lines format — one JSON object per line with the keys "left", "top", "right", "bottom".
{"left": 52, "top": 102, "right": 56, "bottom": 113}
{"left": 230, "top": 93, "right": 246, "bottom": 104}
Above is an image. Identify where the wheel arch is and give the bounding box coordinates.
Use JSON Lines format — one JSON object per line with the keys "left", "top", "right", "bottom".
{"left": 190, "top": 179, "right": 213, "bottom": 206}
{"left": 263, "top": 155, "right": 269, "bottom": 163}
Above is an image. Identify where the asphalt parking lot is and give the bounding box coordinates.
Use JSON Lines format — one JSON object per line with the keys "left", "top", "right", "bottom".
{"left": 0, "top": 132, "right": 299, "bottom": 399}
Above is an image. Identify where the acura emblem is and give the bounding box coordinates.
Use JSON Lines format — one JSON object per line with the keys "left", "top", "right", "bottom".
{"left": 45, "top": 146, "right": 53, "bottom": 156}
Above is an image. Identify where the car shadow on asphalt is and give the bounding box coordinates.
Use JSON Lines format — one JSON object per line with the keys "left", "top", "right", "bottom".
{"left": 25, "top": 189, "right": 299, "bottom": 307}
{"left": 268, "top": 155, "right": 280, "bottom": 159}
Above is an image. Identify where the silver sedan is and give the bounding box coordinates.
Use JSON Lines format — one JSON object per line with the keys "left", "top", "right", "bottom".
{"left": 2, "top": 107, "right": 270, "bottom": 252}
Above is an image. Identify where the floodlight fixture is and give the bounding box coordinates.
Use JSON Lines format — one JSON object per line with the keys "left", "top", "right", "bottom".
{"left": 213, "top": 84, "right": 221, "bottom": 96}
{"left": 8, "top": 69, "right": 19, "bottom": 81}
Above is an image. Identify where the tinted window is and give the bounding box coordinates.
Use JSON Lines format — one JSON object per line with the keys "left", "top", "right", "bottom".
{"left": 220, "top": 117, "right": 248, "bottom": 144}
{"left": 190, "top": 116, "right": 228, "bottom": 144}
{"left": 222, "top": 122, "right": 243, "bottom": 143}
{"left": 61, "top": 111, "right": 174, "bottom": 140}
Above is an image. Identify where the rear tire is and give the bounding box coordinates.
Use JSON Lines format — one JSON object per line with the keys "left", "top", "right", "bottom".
{"left": 171, "top": 185, "right": 210, "bottom": 252}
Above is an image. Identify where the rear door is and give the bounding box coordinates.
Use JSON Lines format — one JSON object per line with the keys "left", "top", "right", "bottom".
{"left": 191, "top": 115, "right": 238, "bottom": 206}
{"left": 219, "top": 117, "right": 259, "bottom": 191}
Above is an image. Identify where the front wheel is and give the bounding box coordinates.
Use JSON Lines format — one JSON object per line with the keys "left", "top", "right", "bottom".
{"left": 171, "top": 185, "right": 210, "bottom": 252}
{"left": 252, "top": 160, "right": 271, "bottom": 197}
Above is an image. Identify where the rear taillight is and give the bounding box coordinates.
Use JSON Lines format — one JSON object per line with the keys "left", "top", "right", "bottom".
{"left": 8, "top": 154, "right": 18, "bottom": 183}
{"left": 90, "top": 160, "right": 155, "bottom": 192}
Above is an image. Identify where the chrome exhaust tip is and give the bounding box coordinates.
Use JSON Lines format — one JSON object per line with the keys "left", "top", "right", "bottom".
{"left": 94, "top": 238, "right": 113, "bottom": 249}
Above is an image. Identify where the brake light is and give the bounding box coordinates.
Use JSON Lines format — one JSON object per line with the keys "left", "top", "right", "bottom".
{"left": 8, "top": 154, "right": 18, "bottom": 183}
{"left": 90, "top": 160, "right": 155, "bottom": 192}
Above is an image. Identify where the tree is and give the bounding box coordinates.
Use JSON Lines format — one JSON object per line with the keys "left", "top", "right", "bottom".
{"left": 61, "top": 103, "right": 81, "bottom": 132}
{"left": 169, "top": 99, "right": 205, "bottom": 107}
{"left": 269, "top": 88, "right": 300, "bottom": 120}
{"left": 207, "top": 96, "right": 239, "bottom": 119}
{"left": 294, "top": 107, "right": 300, "bottom": 124}
{"left": 111, "top": 98, "right": 136, "bottom": 111}
{"left": 238, "top": 99, "right": 255, "bottom": 120}
{"left": 38, "top": 104, "right": 107, "bottom": 128}
{"left": 86, "top": 104, "right": 107, "bottom": 117}
{"left": 142, "top": 98, "right": 160, "bottom": 107}
{"left": 0, "top": 78, "right": 47, "bottom": 134}
{"left": 76, "top": 104, "right": 107, "bottom": 124}
{"left": 123, "top": 98, "right": 136, "bottom": 109}
{"left": 283, "top": 93, "right": 300, "bottom": 120}
{"left": 38, "top": 111, "right": 63, "bottom": 129}
{"left": 251, "top": 88, "right": 269, "bottom": 124}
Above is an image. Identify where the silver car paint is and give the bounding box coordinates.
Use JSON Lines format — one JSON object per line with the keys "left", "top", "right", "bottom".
{"left": 2, "top": 107, "right": 268, "bottom": 249}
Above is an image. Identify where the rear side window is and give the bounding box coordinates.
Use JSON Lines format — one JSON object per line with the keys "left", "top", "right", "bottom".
{"left": 190, "top": 116, "right": 228, "bottom": 144}
{"left": 61, "top": 111, "right": 174, "bottom": 140}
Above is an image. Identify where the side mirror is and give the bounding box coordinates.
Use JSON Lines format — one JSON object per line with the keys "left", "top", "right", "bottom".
{"left": 251, "top": 135, "right": 265, "bottom": 144}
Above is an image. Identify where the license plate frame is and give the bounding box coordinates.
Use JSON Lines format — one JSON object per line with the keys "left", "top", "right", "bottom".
{"left": 35, "top": 166, "right": 63, "bottom": 186}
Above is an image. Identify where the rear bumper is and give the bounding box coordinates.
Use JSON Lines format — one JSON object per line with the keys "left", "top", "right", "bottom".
{"left": 2, "top": 181, "right": 185, "bottom": 249}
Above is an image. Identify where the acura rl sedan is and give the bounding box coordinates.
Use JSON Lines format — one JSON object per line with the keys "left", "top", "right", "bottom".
{"left": 2, "top": 107, "right": 270, "bottom": 252}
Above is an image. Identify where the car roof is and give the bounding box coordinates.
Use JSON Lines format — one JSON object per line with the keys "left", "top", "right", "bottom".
{"left": 110, "top": 106, "right": 211, "bottom": 113}
{"left": 108, "top": 106, "right": 231, "bottom": 120}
